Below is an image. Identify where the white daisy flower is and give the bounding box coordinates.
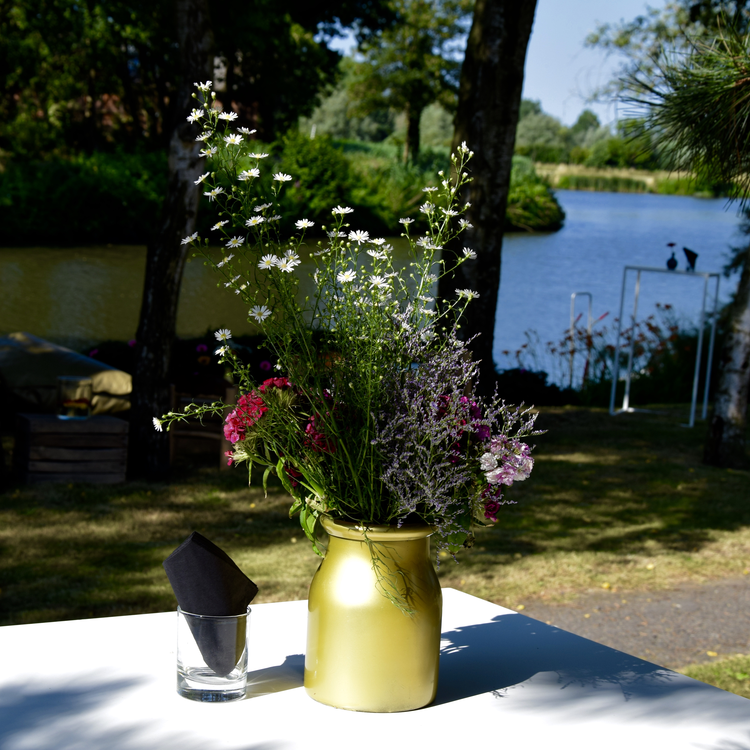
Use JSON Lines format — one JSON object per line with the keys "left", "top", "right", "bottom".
{"left": 419, "top": 203, "right": 434, "bottom": 214}
{"left": 423, "top": 187, "right": 438, "bottom": 192}
{"left": 224, "top": 134, "right": 243, "bottom": 146}
{"left": 214, "top": 329, "right": 232, "bottom": 341}
{"left": 462, "top": 247, "right": 477, "bottom": 260}
{"left": 250, "top": 305, "right": 272, "bottom": 322}
{"left": 215, "top": 345, "right": 229, "bottom": 356}
{"left": 283, "top": 249, "right": 300, "bottom": 260}
{"left": 224, "top": 275, "right": 241, "bottom": 288}
{"left": 370, "top": 275, "right": 388, "bottom": 289}
{"left": 273, "top": 172, "right": 293, "bottom": 182}
{"left": 269, "top": 215, "right": 281, "bottom": 222}
{"left": 254, "top": 203, "right": 272, "bottom": 212}
{"left": 246, "top": 216, "right": 265, "bottom": 227}
{"left": 458, "top": 141, "right": 469, "bottom": 154}
{"left": 398, "top": 217, "right": 414, "bottom": 225}
{"left": 218, "top": 111, "right": 238, "bottom": 121}
{"left": 337, "top": 269, "right": 356, "bottom": 283}
{"left": 371, "top": 237, "right": 386, "bottom": 245}
{"left": 416, "top": 237, "right": 430, "bottom": 248}
{"left": 152, "top": 417, "right": 163, "bottom": 432}
{"left": 217, "top": 253, "right": 234, "bottom": 267}
{"left": 195, "top": 133, "right": 211, "bottom": 142}
{"left": 248, "top": 152, "right": 269, "bottom": 159}
{"left": 194, "top": 172, "right": 210, "bottom": 185}
{"left": 238, "top": 168, "right": 260, "bottom": 181}
{"left": 327, "top": 230, "right": 347, "bottom": 238}
{"left": 295, "top": 219, "right": 314, "bottom": 229}
{"left": 194, "top": 81, "right": 212, "bottom": 92}
{"left": 180, "top": 232, "right": 198, "bottom": 245}
{"left": 211, "top": 220, "right": 228, "bottom": 231}
{"left": 332, "top": 206, "right": 353, "bottom": 215}
{"left": 276, "top": 257, "right": 295, "bottom": 273}
{"left": 348, "top": 230, "right": 369, "bottom": 244}
{"left": 199, "top": 147, "right": 217, "bottom": 158}
{"left": 204, "top": 187, "right": 224, "bottom": 201}
{"left": 258, "top": 255, "right": 277, "bottom": 270}
{"left": 441, "top": 208, "right": 458, "bottom": 216}
{"left": 457, "top": 289, "right": 479, "bottom": 300}
{"left": 367, "top": 249, "right": 387, "bottom": 260}
{"left": 187, "top": 109, "right": 204, "bottom": 123}
{"left": 225, "top": 237, "right": 244, "bottom": 248}
{"left": 238, "top": 127, "right": 256, "bottom": 135}
{"left": 459, "top": 218, "right": 473, "bottom": 229}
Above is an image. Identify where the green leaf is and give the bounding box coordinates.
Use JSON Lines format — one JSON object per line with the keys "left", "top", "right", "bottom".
{"left": 289, "top": 496, "right": 304, "bottom": 518}
{"left": 444, "top": 530, "right": 468, "bottom": 554}
{"left": 262, "top": 465, "right": 274, "bottom": 496}
{"left": 300, "top": 505, "right": 325, "bottom": 557}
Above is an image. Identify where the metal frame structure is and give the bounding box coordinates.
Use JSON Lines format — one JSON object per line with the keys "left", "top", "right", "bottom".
{"left": 609, "top": 265, "right": 720, "bottom": 427}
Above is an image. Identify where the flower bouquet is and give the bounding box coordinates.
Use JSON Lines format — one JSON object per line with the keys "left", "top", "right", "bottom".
{"left": 157, "top": 81, "right": 541, "bottom": 565}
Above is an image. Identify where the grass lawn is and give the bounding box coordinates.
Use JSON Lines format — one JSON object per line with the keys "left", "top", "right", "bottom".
{"left": 1, "top": 404, "right": 749, "bottom": 693}
{"left": 681, "top": 654, "right": 750, "bottom": 699}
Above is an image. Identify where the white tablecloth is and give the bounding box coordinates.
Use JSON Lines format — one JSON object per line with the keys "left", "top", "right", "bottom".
{"left": 0, "top": 588, "right": 748, "bottom": 749}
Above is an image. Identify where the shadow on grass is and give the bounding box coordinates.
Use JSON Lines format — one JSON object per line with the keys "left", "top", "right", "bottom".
{"left": 1, "top": 405, "right": 748, "bottom": 623}
{"left": 437, "top": 406, "right": 750, "bottom": 580}
{"left": 0, "top": 458, "right": 304, "bottom": 624}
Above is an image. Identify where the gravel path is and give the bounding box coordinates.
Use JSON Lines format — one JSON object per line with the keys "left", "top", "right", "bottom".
{"left": 520, "top": 576, "right": 750, "bottom": 670}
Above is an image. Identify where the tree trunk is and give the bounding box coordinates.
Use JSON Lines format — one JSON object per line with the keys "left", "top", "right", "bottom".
{"left": 405, "top": 105, "right": 421, "bottom": 163}
{"left": 437, "top": 0, "right": 538, "bottom": 397}
{"left": 704, "top": 243, "right": 750, "bottom": 468}
{"left": 128, "top": 0, "right": 213, "bottom": 480}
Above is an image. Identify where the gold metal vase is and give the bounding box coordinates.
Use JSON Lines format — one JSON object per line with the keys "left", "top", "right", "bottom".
{"left": 304, "top": 516, "right": 442, "bottom": 712}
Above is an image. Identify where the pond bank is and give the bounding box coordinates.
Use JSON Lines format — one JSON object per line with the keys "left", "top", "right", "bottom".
{"left": 535, "top": 163, "right": 723, "bottom": 197}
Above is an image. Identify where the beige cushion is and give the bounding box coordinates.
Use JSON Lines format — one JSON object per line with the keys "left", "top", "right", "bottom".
{"left": 0, "top": 332, "right": 132, "bottom": 414}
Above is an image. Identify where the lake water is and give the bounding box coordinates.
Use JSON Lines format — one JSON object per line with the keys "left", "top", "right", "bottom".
{"left": 496, "top": 190, "right": 742, "bottom": 381}
{"left": 0, "top": 190, "right": 743, "bottom": 380}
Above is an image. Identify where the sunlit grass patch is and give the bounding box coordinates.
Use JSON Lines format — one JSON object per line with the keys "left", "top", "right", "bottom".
{"left": 680, "top": 653, "right": 750, "bottom": 699}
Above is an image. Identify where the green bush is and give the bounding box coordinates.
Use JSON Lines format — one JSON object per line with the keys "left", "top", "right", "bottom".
{"left": 506, "top": 156, "right": 565, "bottom": 231}
{"left": 0, "top": 138, "right": 566, "bottom": 245}
{"left": 0, "top": 150, "right": 167, "bottom": 246}
{"left": 275, "top": 131, "right": 352, "bottom": 230}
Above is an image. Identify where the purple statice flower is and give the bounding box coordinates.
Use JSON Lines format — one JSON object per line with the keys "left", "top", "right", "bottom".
{"left": 373, "top": 322, "right": 542, "bottom": 553}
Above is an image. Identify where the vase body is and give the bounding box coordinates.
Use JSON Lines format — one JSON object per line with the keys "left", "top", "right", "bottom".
{"left": 304, "top": 517, "right": 442, "bottom": 712}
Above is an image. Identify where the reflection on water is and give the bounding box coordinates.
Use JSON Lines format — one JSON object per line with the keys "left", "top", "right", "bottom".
{"left": 0, "top": 192, "right": 743, "bottom": 363}
{"left": 0, "top": 238, "right": 428, "bottom": 351}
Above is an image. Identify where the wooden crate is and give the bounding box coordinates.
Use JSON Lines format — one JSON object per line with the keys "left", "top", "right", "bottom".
{"left": 15, "top": 414, "right": 128, "bottom": 484}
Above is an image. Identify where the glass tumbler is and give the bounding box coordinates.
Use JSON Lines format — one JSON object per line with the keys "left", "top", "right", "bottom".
{"left": 56, "top": 376, "right": 93, "bottom": 420}
{"left": 176, "top": 606, "right": 250, "bottom": 702}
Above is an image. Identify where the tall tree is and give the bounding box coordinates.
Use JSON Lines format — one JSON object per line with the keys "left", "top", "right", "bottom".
{"left": 128, "top": 0, "right": 213, "bottom": 480}
{"left": 621, "top": 29, "right": 750, "bottom": 467}
{"left": 350, "top": 0, "right": 472, "bottom": 162}
{"left": 437, "top": 0, "right": 538, "bottom": 395}
{"left": 128, "top": 1, "right": 395, "bottom": 479}
{"left": 0, "top": 0, "right": 396, "bottom": 157}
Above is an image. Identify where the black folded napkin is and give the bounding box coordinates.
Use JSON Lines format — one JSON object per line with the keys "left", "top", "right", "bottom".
{"left": 164, "top": 532, "right": 258, "bottom": 676}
